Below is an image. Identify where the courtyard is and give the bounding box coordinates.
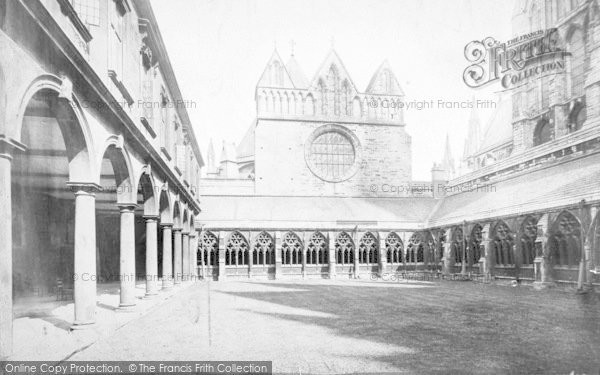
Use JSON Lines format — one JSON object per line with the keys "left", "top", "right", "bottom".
{"left": 68, "top": 279, "right": 600, "bottom": 374}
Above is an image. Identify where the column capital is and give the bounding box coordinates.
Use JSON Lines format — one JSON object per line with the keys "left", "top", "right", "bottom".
{"left": 143, "top": 215, "right": 160, "bottom": 222}
{"left": 160, "top": 222, "right": 174, "bottom": 228}
{"left": 173, "top": 227, "right": 183, "bottom": 233}
{"left": 117, "top": 203, "right": 138, "bottom": 213}
{"left": 189, "top": 231, "right": 198, "bottom": 238}
{"left": 66, "top": 182, "right": 103, "bottom": 195}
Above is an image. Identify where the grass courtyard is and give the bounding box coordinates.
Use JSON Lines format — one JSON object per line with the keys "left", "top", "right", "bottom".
{"left": 71, "top": 279, "right": 600, "bottom": 374}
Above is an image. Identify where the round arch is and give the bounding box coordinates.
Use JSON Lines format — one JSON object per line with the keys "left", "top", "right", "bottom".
{"left": 98, "top": 138, "right": 136, "bottom": 204}
{"left": 137, "top": 168, "right": 158, "bottom": 216}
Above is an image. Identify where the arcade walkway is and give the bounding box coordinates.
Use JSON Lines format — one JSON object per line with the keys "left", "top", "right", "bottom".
{"left": 70, "top": 279, "right": 600, "bottom": 374}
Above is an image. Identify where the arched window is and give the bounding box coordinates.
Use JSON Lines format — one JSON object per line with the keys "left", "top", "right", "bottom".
{"left": 549, "top": 212, "right": 581, "bottom": 267}
{"left": 282, "top": 232, "right": 302, "bottom": 265}
{"left": 253, "top": 232, "right": 274, "bottom": 266}
{"left": 201, "top": 231, "right": 218, "bottom": 266}
{"left": 385, "top": 232, "right": 403, "bottom": 264}
{"left": 520, "top": 216, "right": 538, "bottom": 266}
{"left": 318, "top": 79, "right": 327, "bottom": 115}
{"left": 533, "top": 119, "right": 552, "bottom": 146}
{"left": 407, "top": 233, "right": 423, "bottom": 263}
{"left": 307, "top": 232, "right": 328, "bottom": 265}
{"left": 452, "top": 228, "right": 465, "bottom": 264}
{"left": 359, "top": 232, "right": 378, "bottom": 264}
{"left": 568, "top": 28, "right": 585, "bottom": 98}
{"left": 469, "top": 225, "right": 483, "bottom": 266}
{"left": 335, "top": 232, "right": 354, "bottom": 265}
{"left": 493, "top": 222, "right": 514, "bottom": 266}
{"left": 226, "top": 232, "right": 249, "bottom": 266}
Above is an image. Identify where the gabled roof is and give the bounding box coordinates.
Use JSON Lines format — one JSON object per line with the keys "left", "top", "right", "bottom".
{"left": 236, "top": 120, "right": 256, "bottom": 160}
{"left": 365, "top": 60, "right": 404, "bottom": 95}
{"left": 310, "top": 49, "right": 358, "bottom": 92}
{"left": 476, "top": 94, "right": 513, "bottom": 155}
{"left": 256, "top": 49, "right": 295, "bottom": 88}
{"left": 285, "top": 55, "right": 309, "bottom": 89}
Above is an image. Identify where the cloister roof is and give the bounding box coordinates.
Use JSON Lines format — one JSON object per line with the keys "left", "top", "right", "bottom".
{"left": 426, "top": 151, "right": 600, "bottom": 227}
{"left": 199, "top": 195, "right": 437, "bottom": 230}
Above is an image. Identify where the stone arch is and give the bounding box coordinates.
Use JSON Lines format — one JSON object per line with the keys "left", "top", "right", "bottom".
{"left": 307, "top": 231, "right": 327, "bottom": 265}
{"left": 158, "top": 188, "right": 172, "bottom": 224}
{"left": 282, "top": 231, "right": 303, "bottom": 265}
{"left": 137, "top": 167, "right": 158, "bottom": 216}
{"left": 519, "top": 215, "right": 539, "bottom": 266}
{"left": 335, "top": 231, "right": 354, "bottom": 265}
{"left": 469, "top": 224, "right": 483, "bottom": 267}
{"left": 491, "top": 220, "right": 514, "bottom": 266}
{"left": 385, "top": 232, "right": 403, "bottom": 264}
{"left": 549, "top": 210, "right": 581, "bottom": 267}
{"left": 200, "top": 230, "right": 219, "bottom": 267}
{"left": 14, "top": 76, "right": 95, "bottom": 182}
{"left": 225, "top": 230, "right": 249, "bottom": 266}
{"left": 358, "top": 232, "right": 378, "bottom": 264}
{"left": 407, "top": 232, "right": 424, "bottom": 263}
{"left": 98, "top": 137, "right": 136, "bottom": 204}
{"left": 304, "top": 93, "right": 314, "bottom": 116}
{"left": 253, "top": 231, "right": 275, "bottom": 265}
{"left": 182, "top": 208, "right": 190, "bottom": 232}
{"left": 352, "top": 96, "right": 362, "bottom": 117}
{"left": 172, "top": 200, "right": 182, "bottom": 229}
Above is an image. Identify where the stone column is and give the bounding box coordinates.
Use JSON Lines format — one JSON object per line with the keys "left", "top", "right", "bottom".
{"left": 182, "top": 231, "right": 190, "bottom": 282}
{"left": 190, "top": 231, "right": 198, "bottom": 279}
{"left": 0, "top": 144, "right": 13, "bottom": 357}
{"left": 173, "top": 228, "right": 183, "bottom": 284}
{"left": 301, "top": 232, "right": 307, "bottom": 279}
{"left": 481, "top": 239, "right": 491, "bottom": 279}
{"left": 274, "top": 231, "right": 282, "bottom": 279}
{"left": 144, "top": 216, "right": 159, "bottom": 297}
{"left": 217, "top": 232, "right": 226, "bottom": 281}
{"left": 118, "top": 204, "right": 137, "bottom": 310}
{"left": 67, "top": 183, "right": 101, "bottom": 328}
{"left": 442, "top": 241, "right": 453, "bottom": 276}
{"left": 161, "top": 223, "right": 173, "bottom": 289}
{"left": 378, "top": 233, "right": 386, "bottom": 276}
{"left": 353, "top": 232, "right": 359, "bottom": 279}
{"left": 328, "top": 231, "right": 337, "bottom": 279}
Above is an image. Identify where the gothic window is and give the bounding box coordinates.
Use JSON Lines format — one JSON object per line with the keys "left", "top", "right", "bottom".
{"left": 318, "top": 80, "right": 327, "bottom": 115}
{"left": 327, "top": 65, "right": 341, "bottom": 116}
{"left": 201, "top": 231, "right": 219, "bottom": 266}
{"left": 309, "top": 131, "right": 355, "bottom": 181}
{"left": 520, "top": 216, "right": 538, "bottom": 265}
{"left": 568, "top": 29, "right": 585, "bottom": 98}
{"left": 452, "top": 228, "right": 465, "bottom": 264}
{"left": 307, "top": 232, "right": 328, "bottom": 265}
{"left": 549, "top": 212, "right": 581, "bottom": 267}
{"left": 226, "top": 231, "right": 249, "bottom": 266}
{"left": 352, "top": 96, "right": 362, "bottom": 117}
{"left": 359, "top": 232, "right": 378, "bottom": 264}
{"left": 342, "top": 80, "right": 350, "bottom": 115}
{"left": 282, "top": 232, "right": 302, "bottom": 265}
{"left": 335, "top": 232, "right": 354, "bottom": 265}
{"left": 470, "top": 225, "right": 483, "bottom": 266}
{"left": 493, "top": 222, "right": 514, "bottom": 266}
{"left": 253, "top": 231, "right": 274, "bottom": 266}
{"left": 386, "top": 232, "right": 403, "bottom": 264}
{"left": 71, "top": 0, "right": 100, "bottom": 25}
{"left": 533, "top": 119, "right": 552, "bottom": 146}
{"left": 407, "top": 233, "right": 423, "bottom": 263}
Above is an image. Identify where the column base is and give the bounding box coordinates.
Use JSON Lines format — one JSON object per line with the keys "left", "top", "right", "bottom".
{"left": 70, "top": 321, "right": 96, "bottom": 330}
{"left": 116, "top": 304, "right": 137, "bottom": 312}
{"left": 143, "top": 292, "right": 159, "bottom": 299}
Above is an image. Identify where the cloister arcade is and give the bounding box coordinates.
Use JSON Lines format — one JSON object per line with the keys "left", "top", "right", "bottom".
{"left": 1, "top": 73, "right": 200, "bottom": 357}
{"left": 197, "top": 204, "right": 600, "bottom": 284}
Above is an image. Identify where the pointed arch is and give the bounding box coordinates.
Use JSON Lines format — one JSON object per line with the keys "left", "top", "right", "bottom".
{"left": 358, "top": 232, "right": 378, "bottom": 264}
{"left": 282, "top": 231, "right": 302, "bottom": 265}
{"left": 253, "top": 231, "right": 275, "bottom": 265}
{"left": 385, "top": 232, "right": 403, "bottom": 264}
{"left": 225, "top": 231, "right": 249, "bottom": 266}
{"left": 549, "top": 210, "right": 581, "bottom": 267}
{"left": 335, "top": 232, "right": 354, "bottom": 265}
{"left": 307, "top": 231, "right": 328, "bottom": 265}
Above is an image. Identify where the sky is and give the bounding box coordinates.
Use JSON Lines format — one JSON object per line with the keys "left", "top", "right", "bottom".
{"left": 151, "top": 0, "right": 515, "bottom": 180}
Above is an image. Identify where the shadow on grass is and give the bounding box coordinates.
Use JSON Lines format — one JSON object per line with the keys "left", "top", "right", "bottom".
{"left": 216, "top": 281, "right": 600, "bottom": 374}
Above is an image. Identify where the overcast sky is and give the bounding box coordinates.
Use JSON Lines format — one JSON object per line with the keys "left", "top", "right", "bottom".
{"left": 151, "top": 0, "right": 515, "bottom": 180}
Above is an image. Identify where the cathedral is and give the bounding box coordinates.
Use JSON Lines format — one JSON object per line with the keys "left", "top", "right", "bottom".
{"left": 197, "top": 0, "right": 600, "bottom": 288}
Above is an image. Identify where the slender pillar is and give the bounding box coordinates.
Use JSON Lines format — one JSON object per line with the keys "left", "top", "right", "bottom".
{"left": 66, "top": 183, "right": 101, "bottom": 328}
{"left": 218, "top": 232, "right": 226, "bottom": 281}
{"left": 301, "top": 232, "right": 307, "bottom": 279}
{"left": 0, "top": 147, "right": 13, "bottom": 357}
{"left": 274, "top": 232, "right": 282, "bottom": 280}
{"left": 190, "top": 231, "right": 198, "bottom": 279}
{"left": 161, "top": 223, "right": 173, "bottom": 289}
{"left": 378, "top": 233, "right": 386, "bottom": 276}
{"left": 118, "top": 204, "right": 137, "bottom": 309}
{"left": 173, "top": 228, "right": 183, "bottom": 284}
{"left": 182, "top": 231, "right": 190, "bottom": 282}
{"left": 328, "top": 231, "right": 337, "bottom": 279}
{"left": 144, "top": 216, "right": 159, "bottom": 297}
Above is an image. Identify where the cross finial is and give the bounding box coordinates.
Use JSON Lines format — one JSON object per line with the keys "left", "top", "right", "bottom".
{"left": 290, "top": 39, "right": 296, "bottom": 56}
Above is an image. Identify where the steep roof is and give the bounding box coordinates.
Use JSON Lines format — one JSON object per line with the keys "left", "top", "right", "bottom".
{"left": 365, "top": 60, "right": 404, "bottom": 95}
{"left": 427, "top": 152, "right": 600, "bottom": 227}
{"left": 285, "top": 55, "right": 309, "bottom": 89}
{"left": 236, "top": 120, "right": 256, "bottom": 160}
{"left": 200, "top": 195, "right": 438, "bottom": 230}
{"left": 476, "top": 94, "right": 513, "bottom": 155}
{"left": 256, "top": 49, "right": 295, "bottom": 88}
{"left": 310, "top": 49, "right": 358, "bottom": 92}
